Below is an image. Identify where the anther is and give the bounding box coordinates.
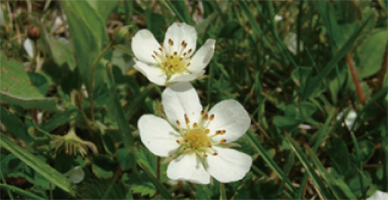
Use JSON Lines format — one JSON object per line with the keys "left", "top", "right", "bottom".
{"left": 176, "top": 140, "right": 180, "bottom": 144}
{"left": 201, "top": 110, "right": 205, "bottom": 115}
{"left": 181, "top": 41, "right": 185, "bottom": 46}
{"left": 209, "top": 114, "right": 215, "bottom": 120}
{"left": 187, "top": 63, "right": 191, "bottom": 67}
{"left": 168, "top": 39, "right": 173, "bottom": 46}
{"left": 170, "top": 55, "right": 174, "bottom": 59}
{"left": 180, "top": 57, "right": 183, "bottom": 61}
{"left": 205, "top": 129, "right": 210, "bottom": 134}
{"left": 212, "top": 152, "right": 218, "bottom": 156}
{"left": 184, "top": 114, "right": 190, "bottom": 124}
{"left": 185, "top": 139, "right": 188, "bottom": 143}
{"left": 153, "top": 51, "right": 158, "bottom": 55}
{"left": 158, "top": 47, "right": 163, "bottom": 51}
{"left": 204, "top": 114, "right": 209, "bottom": 120}
{"left": 183, "top": 147, "right": 187, "bottom": 151}
{"left": 216, "top": 130, "right": 222, "bottom": 135}
{"left": 193, "top": 123, "right": 198, "bottom": 128}
{"left": 183, "top": 52, "right": 187, "bottom": 56}
{"left": 221, "top": 130, "right": 226, "bottom": 135}
{"left": 176, "top": 120, "right": 180, "bottom": 126}
{"left": 204, "top": 154, "right": 208, "bottom": 157}
{"left": 220, "top": 139, "right": 227, "bottom": 144}
{"left": 207, "top": 141, "right": 212, "bottom": 147}
{"left": 188, "top": 49, "right": 192, "bottom": 54}
{"left": 174, "top": 51, "right": 177, "bottom": 56}
{"left": 152, "top": 55, "right": 156, "bottom": 59}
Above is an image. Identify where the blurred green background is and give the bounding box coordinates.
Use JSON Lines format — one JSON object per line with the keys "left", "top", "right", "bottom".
{"left": 0, "top": 0, "right": 387, "bottom": 199}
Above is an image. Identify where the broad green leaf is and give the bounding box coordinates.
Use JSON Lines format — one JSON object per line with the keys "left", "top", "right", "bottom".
{"left": 27, "top": 72, "right": 49, "bottom": 95}
{"left": 358, "top": 140, "right": 375, "bottom": 165}
{"left": 0, "top": 53, "right": 58, "bottom": 111}
{"left": 196, "top": 184, "right": 212, "bottom": 199}
{"left": 0, "top": 135, "right": 74, "bottom": 195}
{"left": 123, "top": 172, "right": 156, "bottom": 196}
{"left": 218, "top": 21, "right": 244, "bottom": 40}
{"left": 273, "top": 116, "right": 301, "bottom": 131}
{"left": 88, "top": 0, "right": 119, "bottom": 22}
{"left": 326, "top": 136, "right": 355, "bottom": 178}
{"left": 0, "top": 106, "right": 34, "bottom": 143}
{"left": 79, "top": 179, "right": 129, "bottom": 199}
{"left": 47, "top": 37, "right": 76, "bottom": 70}
{"left": 61, "top": 1, "right": 110, "bottom": 92}
{"left": 41, "top": 109, "right": 81, "bottom": 132}
{"left": 92, "top": 156, "right": 118, "bottom": 179}
{"left": 356, "top": 28, "right": 388, "bottom": 78}
{"left": 117, "top": 148, "right": 132, "bottom": 171}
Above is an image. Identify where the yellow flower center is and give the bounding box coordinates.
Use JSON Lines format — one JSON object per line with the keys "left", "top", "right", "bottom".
{"left": 185, "top": 128, "right": 208, "bottom": 149}
{"left": 152, "top": 39, "right": 192, "bottom": 77}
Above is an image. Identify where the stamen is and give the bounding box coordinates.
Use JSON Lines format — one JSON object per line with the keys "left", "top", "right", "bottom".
{"left": 212, "top": 152, "right": 218, "bottom": 156}
{"left": 184, "top": 114, "right": 190, "bottom": 124}
{"left": 204, "top": 114, "right": 209, "bottom": 120}
{"left": 193, "top": 123, "right": 198, "bottom": 128}
{"left": 204, "top": 154, "right": 208, "bottom": 157}
{"left": 187, "top": 63, "right": 191, "bottom": 67}
{"left": 152, "top": 55, "right": 156, "bottom": 59}
{"left": 168, "top": 39, "right": 173, "bottom": 46}
{"left": 205, "top": 129, "right": 210, "bottom": 134}
{"left": 176, "top": 140, "right": 181, "bottom": 144}
{"left": 201, "top": 110, "right": 205, "bottom": 115}
{"left": 220, "top": 139, "right": 227, "bottom": 144}
{"left": 187, "top": 49, "right": 192, "bottom": 54}
{"left": 176, "top": 120, "right": 180, "bottom": 126}
{"left": 174, "top": 51, "right": 177, "bottom": 56}
{"left": 158, "top": 47, "right": 163, "bottom": 52}
{"left": 209, "top": 114, "right": 215, "bottom": 121}
{"left": 207, "top": 141, "right": 212, "bottom": 147}
{"left": 216, "top": 130, "right": 222, "bottom": 135}
{"left": 221, "top": 130, "right": 226, "bottom": 135}
{"left": 153, "top": 51, "right": 158, "bottom": 56}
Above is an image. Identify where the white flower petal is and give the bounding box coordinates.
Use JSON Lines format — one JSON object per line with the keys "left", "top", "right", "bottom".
{"left": 207, "top": 100, "right": 251, "bottom": 143}
{"left": 163, "top": 22, "right": 197, "bottom": 55}
{"left": 162, "top": 82, "right": 202, "bottom": 128}
{"left": 167, "top": 152, "right": 210, "bottom": 184}
{"left": 169, "top": 70, "right": 205, "bottom": 82}
{"left": 23, "top": 38, "right": 34, "bottom": 58}
{"left": 134, "top": 61, "right": 167, "bottom": 86}
{"left": 138, "top": 114, "right": 181, "bottom": 157}
{"left": 367, "top": 191, "right": 388, "bottom": 200}
{"left": 64, "top": 166, "right": 84, "bottom": 184}
{"left": 187, "top": 39, "right": 215, "bottom": 72}
{"left": 206, "top": 147, "right": 252, "bottom": 183}
{"left": 131, "top": 29, "right": 160, "bottom": 64}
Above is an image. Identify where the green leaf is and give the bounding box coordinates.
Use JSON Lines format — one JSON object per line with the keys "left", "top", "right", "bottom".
{"left": 141, "top": 164, "right": 174, "bottom": 200}
{"left": 358, "top": 140, "right": 375, "bottom": 165}
{"left": 218, "top": 21, "right": 244, "bottom": 40}
{"left": 117, "top": 148, "right": 132, "bottom": 171}
{"left": 27, "top": 72, "right": 49, "bottom": 95}
{"left": 0, "top": 106, "right": 34, "bottom": 143}
{"left": 0, "top": 184, "right": 44, "bottom": 199}
{"left": 0, "top": 53, "right": 58, "bottom": 111}
{"left": 41, "top": 109, "right": 81, "bottom": 132}
{"left": 356, "top": 28, "right": 388, "bottom": 78}
{"left": 61, "top": 0, "right": 111, "bottom": 92}
{"left": 0, "top": 135, "right": 74, "bottom": 195}
{"left": 306, "top": 144, "right": 357, "bottom": 199}
{"left": 273, "top": 116, "right": 302, "bottom": 131}
{"left": 123, "top": 172, "right": 156, "bottom": 196}
{"left": 47, "top": 37, "right": 76, "bottom": 70}
{"left": 196, "top": 184, "right": 212, "bottom": 199}
{"left": 326, "top": 137, "right": 355, "bottom": 178}
{"left": 245, "top": 131, "right": 296, "bottom": 194}
{"left": 286, "top": 134, "right": 333, "bottom": 199}
{"left": 88, "top": 0, "right": 119, "bottom": 22}
{"left": 92, "top": 156, "right": 118, "bottom": 179}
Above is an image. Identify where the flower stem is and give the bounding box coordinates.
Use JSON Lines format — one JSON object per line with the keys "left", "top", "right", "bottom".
{"left": 89, "top": 42, "right": 114, "bottom": 122}
{"left": 346, "top": 54, "right": 365, "bottom": 105}
{"left": 219, "top": 183, "right": 226, "bottom": 200}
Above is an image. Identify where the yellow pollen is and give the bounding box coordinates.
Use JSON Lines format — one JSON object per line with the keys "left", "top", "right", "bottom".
{"left": 216, "top": 130, "right": 222, "bottom": 135}
{"left": 193, "top": 123, "right": 198, "bottom": 128}
{"left": 184, "top": 128, "right": 209, "bottom": 149}
{"left": 168, "top": 39, "right": 173, "bottom": 46}
{"left": 220, "top": 139, "right": 227, "bottom": 144}
{"left": 176, "top": 120, "right": 180, "bottom": 126}
{"left": 204, "top": 114, "right": 209, "bottom": 120}
{"left": 205, "top": 129, "right": 210, "bottom": 134}
{"left": 221, "top": 130, "right": 226, "bottom": 135}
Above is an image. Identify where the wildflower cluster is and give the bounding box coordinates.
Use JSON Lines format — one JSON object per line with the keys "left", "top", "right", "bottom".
{"left": 133, "top": 23, "right": 252, "bottom": 184}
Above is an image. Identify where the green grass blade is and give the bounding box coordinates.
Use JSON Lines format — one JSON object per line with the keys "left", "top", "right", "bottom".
{"left": 0, "top": 135, "right": 74, "bottom": 195}
{"left": 285, "top": 134, "right": 333, "bottom": 199}
{"left": 306, "top": 144, "right": 357, "bottom": 199}
{"left": 164, "top": 0, "right": 188, "bottom": 24}
{"left": 305, "top": 13, "right": 374, "bottom": 97}
{"left": 0, "top": 184, "right": 44, "bottom": 199}
{"left": 140, "top": 164, "right": 174, "bottom": 199}
{"left": 106, "top": 63, "right": 137, "bottom": 172}
{"left": 245, "top": 131, "right": 296, "bottom": 194}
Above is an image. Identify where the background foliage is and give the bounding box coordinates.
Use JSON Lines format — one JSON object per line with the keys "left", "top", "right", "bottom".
{"left": 0, "top": 0, "right": 387, "bottom": 199}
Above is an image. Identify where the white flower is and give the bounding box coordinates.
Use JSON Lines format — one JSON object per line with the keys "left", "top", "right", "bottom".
{"left": 367, "top": 191, "right": 388, "bottom": 200}
{"left": 131, "top": 22, "right": 215, "bottom": 86}
{"left": 138, "top": 82, "right": 252, "bottom": 184}
{"left": 336, "top": 109, "right": 359, "bottom": 130}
